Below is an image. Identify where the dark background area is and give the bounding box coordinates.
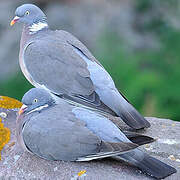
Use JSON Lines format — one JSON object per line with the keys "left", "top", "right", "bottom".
{"left": 0, "top": 0, "right": 180, "bottom": 121}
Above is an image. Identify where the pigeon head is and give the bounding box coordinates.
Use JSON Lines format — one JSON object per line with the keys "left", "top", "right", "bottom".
{"left": 19, "top": 88, "right": 55, "bottom": 115}
{"left": 10, "top": 4, "right": 48, "bottom": 32}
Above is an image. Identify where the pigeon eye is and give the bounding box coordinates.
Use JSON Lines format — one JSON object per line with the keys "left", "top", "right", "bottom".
{"left": 33, "top": 99, "right": 38, "bottom": 103}
{"left": 25, "top": 11, "right": 30, "bottom": 15}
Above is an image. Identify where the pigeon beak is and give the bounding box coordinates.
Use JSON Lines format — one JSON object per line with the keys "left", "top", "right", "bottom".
{"left": 10, "top": 16, "right": 20, "bottom": 26}
{"left": 18, "top": 104, "right": 28, "bottom": 115}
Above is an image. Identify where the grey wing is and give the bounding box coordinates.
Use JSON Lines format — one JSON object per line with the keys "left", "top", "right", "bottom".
{"left": 21, "top": 105, "right": 137, "bottom": 161}
{"left": 24, "top": 38, "right": 116, "bottom": 116}
{"left": 54, "top": 31, "right": 151, "bottom": 129}
{"left": 24, "top": 40, "right": 93, "bottom": 95}
{"left": 71, "top": 107, "right": 154, "bottom": 146}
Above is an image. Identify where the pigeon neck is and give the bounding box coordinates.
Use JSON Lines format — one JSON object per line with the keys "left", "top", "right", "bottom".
{"left": 29, "top": 22, "right": 49, "bottom": 34}
{"left": 23, "top": 21, "right": 49, "bottom": 35}
{"left": 20, "top": 23, "right": 49, "bottom": 56}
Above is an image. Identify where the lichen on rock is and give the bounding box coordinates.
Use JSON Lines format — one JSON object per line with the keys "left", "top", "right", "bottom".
{"left": 0, "top": 117, "right": 10, "bottom": 160}
{"left": 0, "top": 96, "right": 22, "bottom": 160}
{"left": 0, "top": 96, "right": 22, "bottom": 110}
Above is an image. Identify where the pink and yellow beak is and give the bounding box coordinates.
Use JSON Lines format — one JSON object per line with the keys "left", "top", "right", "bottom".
{"left": 10, "top": 16, "right": 20, "bottom": 26}
{"left": 18, "top": 104, "right": 27, "bottom": 115}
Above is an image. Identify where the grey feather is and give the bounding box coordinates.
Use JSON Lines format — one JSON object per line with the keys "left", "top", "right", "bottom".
{"left": 115, "top": 149, "right": 176, "bottom": 179}
{"left": 123, "top": 131, "right": 155, "bottom": 146}
{"left": 19, "top": 96, "right": 137, "bottom": 161}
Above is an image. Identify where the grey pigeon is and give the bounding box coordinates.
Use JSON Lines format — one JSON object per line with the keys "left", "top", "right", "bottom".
{"left": 11, "top": 4, "right": 150, "bottom": 130}
{"left": 17, "top": 88, "right": 176, "bottom": 179}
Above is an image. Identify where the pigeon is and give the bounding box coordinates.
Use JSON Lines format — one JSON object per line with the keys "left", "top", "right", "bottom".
{"left": 17, "top": 88, "right": 176, "bottom": 179}
{"left": 11, "top": 4, "right": 150, "bottom": 130}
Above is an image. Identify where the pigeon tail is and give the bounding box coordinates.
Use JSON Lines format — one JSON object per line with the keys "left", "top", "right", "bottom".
{"left": 115, "top": 149, "right": 177, "bottom": 179}
{"left": 123, "top": 131, "right": 155, "bottom": 146}
{"left": 116, "top": 94, "right": 151, "bottom": 129}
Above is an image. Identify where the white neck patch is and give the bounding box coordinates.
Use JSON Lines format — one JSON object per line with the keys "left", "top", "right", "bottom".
{"left": 29, "top": 22, "right": 48, "bottom": 34}
{"left": 27, "top": 104, "right": 49, "bottom": 115}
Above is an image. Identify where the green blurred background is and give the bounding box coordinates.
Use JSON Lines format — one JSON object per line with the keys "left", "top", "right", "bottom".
{"left": 0, "top": 0, "right": 180, "bottom": 121}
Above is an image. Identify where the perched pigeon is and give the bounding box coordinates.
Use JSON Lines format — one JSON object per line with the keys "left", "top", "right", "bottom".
{"left": 17, "top": 88, "right": 176, "bottom": 179}
{"left": 11, "top": 4, "right": 150, "bottom": 130}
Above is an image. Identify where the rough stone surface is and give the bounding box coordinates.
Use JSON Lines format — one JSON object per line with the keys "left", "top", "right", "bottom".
{"left": 0, "top": 109, "right": 179, "bottom": 180}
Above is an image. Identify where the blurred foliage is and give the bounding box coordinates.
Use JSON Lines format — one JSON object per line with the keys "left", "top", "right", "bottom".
{"left": 0, "top": 72, "right": 33, "bottom": 101}
{"left": 1, "top": 0, "right": 180, "bottom": 121}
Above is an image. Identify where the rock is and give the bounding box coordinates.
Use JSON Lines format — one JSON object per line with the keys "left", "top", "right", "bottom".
{"left": 0, "top": 111, "right": 179, "bottom": 180}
